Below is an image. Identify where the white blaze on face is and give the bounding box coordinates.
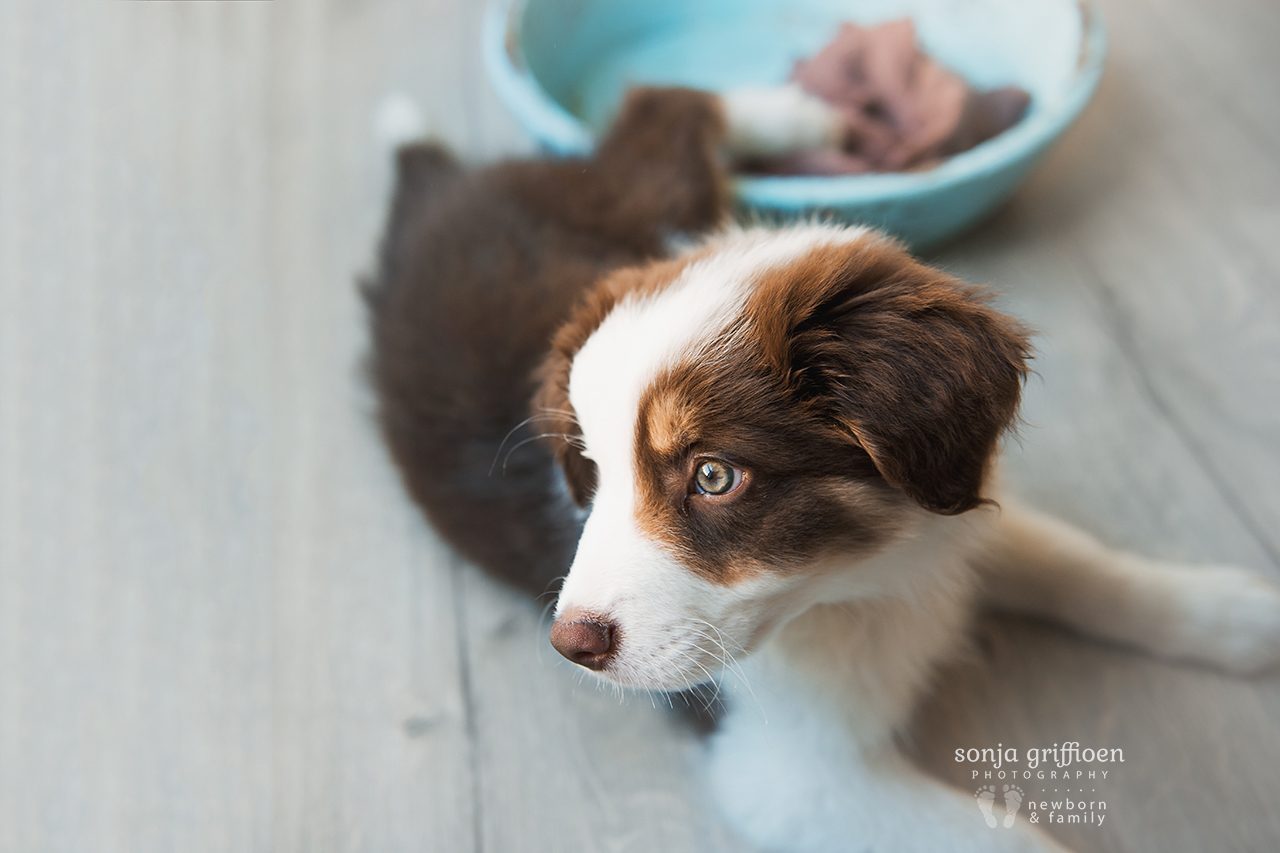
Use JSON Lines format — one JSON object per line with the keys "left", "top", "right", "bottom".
{"left": 557, "top": 224, "right": 873, "bottom": 689}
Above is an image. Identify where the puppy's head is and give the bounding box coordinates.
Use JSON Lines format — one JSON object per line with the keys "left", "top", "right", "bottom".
{"left": 535, "top": 225, "right": 1029, "bottom": 689}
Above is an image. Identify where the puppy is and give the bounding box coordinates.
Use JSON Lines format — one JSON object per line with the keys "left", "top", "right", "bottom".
{"left": 366, "top": 87, "right": 1280, "bottom": 852}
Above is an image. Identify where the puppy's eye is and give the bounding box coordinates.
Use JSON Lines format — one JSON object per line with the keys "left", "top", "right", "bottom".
{"left": 693, "top": 459, "right": 744, "bottom": 496}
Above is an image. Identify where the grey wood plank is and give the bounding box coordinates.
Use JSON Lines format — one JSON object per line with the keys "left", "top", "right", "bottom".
{"left": 0, "top": 4, "right": 280, "bottom": 852}
{"left": 1123, "top": 0, "right": 1280, "bottom": 152}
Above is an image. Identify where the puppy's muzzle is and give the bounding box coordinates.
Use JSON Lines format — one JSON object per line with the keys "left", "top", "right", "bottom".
{"left": 550, "top": 613, "right": 618, "bottom": 670}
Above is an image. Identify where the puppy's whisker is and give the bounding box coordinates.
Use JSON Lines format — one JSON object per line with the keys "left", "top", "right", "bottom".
{"left": 688, "top": 621, "right": 744, "bottom": 667}
{"left": 673, "top": 646, "right": 721, "bottom": 711}
{"left": 691, "top": 619, "right": 750, "bottom": 669}
{"left": 500, "top": 433, "right": 583, "bottom": 474}
{"left": 488, "top": 413, "right": 574, "bottom": 475}
{"left": 686, "top": 643, "right": 724, "bottom": 704}
{"left": 535, "top": 406, "right": 582, "bottom": 426}
{"left": 537, "top": 598, "right": 559, "bottom": 636}
{"left": 690, "top": 620, "right": 761, "bottom": 719}
{"left": 537, "top": 575, "right": 567, "bottom": 609}
{"left": 680, "top": 645, "right": 721, "bottom": 701}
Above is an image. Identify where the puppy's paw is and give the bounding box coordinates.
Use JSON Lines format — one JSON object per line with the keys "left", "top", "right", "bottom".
{"left": 1165, "top": 564, "right": 1280, "bottom": 675}
{"left": 721, "top": 84, "right": 844, "bottom": 157}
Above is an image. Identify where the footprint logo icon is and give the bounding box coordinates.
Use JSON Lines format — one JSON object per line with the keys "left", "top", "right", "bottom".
{"left": 1003, "top": 784, "right": 1024, "bottom": 828}
{"left": 974, "top": 785, "right": 998, "bottom": 828}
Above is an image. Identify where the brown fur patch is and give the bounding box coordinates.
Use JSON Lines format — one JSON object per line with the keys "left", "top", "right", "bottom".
{"left": 644, "top": 388, "right": 695, "bottom": 457}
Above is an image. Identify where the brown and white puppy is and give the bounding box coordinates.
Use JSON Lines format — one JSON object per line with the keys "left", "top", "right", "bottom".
{"left": 367, "top": 87, "right": 1280, "bottom": 853}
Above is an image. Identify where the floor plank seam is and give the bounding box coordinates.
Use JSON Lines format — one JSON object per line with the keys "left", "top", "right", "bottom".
{"left": 449, "top": 557, "right": 486, "bottom": 853}
{"left": 1074, "top": 244, "right": 1280, "bottom": 571}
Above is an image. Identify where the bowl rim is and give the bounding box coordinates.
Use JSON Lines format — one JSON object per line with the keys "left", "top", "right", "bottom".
{"left": 482, "top": 0, "right": 1107, "bottom": 208}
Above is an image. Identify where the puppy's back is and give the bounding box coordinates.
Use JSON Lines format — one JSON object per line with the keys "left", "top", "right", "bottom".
{"left": 365, "top": 145, "right": 638, "bottom": 594}
{"left": 366, "top": 90, "right": 732, "bottom": 596}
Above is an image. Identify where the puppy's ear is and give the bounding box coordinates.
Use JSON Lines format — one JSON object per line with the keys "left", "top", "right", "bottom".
{"left": 532, "top": 347, "right": 597, "bottom": 508}
{"left": 756, "top": 238, "right": 1031, "bottom": 515}
{"left": 532, "top": 283, "right": 622, "bottom": 508}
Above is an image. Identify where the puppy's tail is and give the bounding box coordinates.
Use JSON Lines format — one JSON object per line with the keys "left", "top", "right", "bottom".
{"left": 373, "top": 91, "right": 462, "bottom": 201}
{"left": 393, "top": 142, "right": 461, "bottom": 207}
{"left": 373, "top": 91, "right": 429, "bottom": 154}
{"left": 364, "top": 93, "right": 463, "bottom": 309}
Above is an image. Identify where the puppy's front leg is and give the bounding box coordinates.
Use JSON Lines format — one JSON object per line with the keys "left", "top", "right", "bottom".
{"left": 707, "top": 599, "right": 1071, "bottom": 853}
{"left": 972, "top": 501, "right": 1280, "bottom": 673}
{"left": 708, "top": 719, "right": 1071, "bottom": 853}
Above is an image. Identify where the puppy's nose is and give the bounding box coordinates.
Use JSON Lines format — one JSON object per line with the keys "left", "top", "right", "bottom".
{"left": 549, "top": 616, "right": 617, "bottom": 670}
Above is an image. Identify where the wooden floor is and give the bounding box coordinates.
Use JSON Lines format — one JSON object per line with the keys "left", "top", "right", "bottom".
{"left": 2, "top": 1, "right": 1278, "bottom": 851}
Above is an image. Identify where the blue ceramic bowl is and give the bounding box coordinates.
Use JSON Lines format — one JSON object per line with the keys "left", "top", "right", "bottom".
{"left": 483, "top": 0, "right": 1105, "bottom": 250}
